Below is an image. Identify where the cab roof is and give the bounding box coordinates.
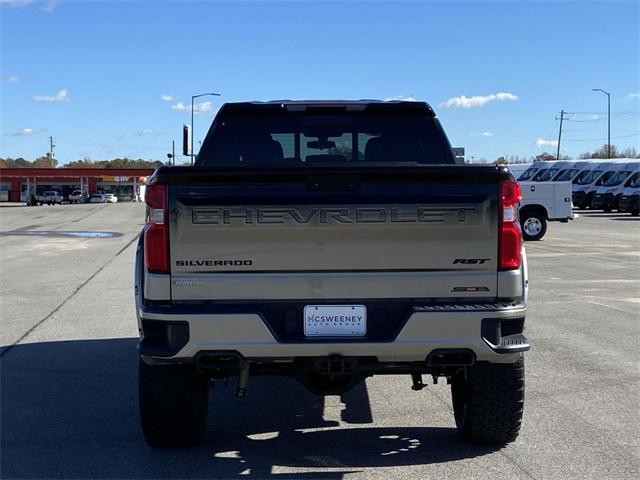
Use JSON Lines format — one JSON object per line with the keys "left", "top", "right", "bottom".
{"left": 218, "top": 100, "right": 436, "bottom": 116}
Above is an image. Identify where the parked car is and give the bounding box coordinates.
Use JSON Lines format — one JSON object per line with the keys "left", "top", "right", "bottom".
{"left": 506, "top": 163, "right": 533, "bottom": 179}
{"left": 105, "top": 193, "right": 118, "bottom": 203}
{"left": 89, "top": 194, "right": 107, "bottom": 203}
{"left": 591, "top": 161, "right": 640, "bottom": 212}
{"left": 618, "top": 172, "right": 640, "bottom": 216}
{"left": 572, "top": 162, "right": 615, "bottom": 209}
{"left": 531, "top": 161, "right": 570, "bottom": 182}
{"left": 517, "top": 162, "right": 543, "bottom": 181}
{"left": 554, "top": 161, "right": 591, "bottom": 183}
{"left": 68, "top": 190, "right": 84, "bottom": 204}
{"left": 37, "top": 191, "right": 63, "bottom": 205}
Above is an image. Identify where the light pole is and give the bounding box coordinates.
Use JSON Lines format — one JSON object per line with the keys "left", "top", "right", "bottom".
{"left": 592, "top": 88, "right": 611, "bottom": 159}
{"left": 191, "top": 92, "right": 221, "bottom": 164}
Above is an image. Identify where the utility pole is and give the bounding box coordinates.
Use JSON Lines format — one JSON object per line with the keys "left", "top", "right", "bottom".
{"left": 48, "top": 136, "right": 56, "bottom": 167}
{"left": 556, "top": 110, "right": 566, "bottom": 160}
{"left": 172, "top": 141, "right": 175, "bottom": 166}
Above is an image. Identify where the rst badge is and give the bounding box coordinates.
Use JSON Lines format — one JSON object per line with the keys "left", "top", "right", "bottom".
{"left": 453, "top": 258, "right": 491, "bottom": 265}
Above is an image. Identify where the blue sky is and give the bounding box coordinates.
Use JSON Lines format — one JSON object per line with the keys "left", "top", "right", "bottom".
{"left": 2, "top": 0, "right": 639, "bottom": 164}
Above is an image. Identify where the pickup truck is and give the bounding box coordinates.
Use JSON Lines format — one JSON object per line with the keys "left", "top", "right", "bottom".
{"left": 135, "top": 100, "right": 529, "bottom": 448}
{"left": 37, "top": 190, "right": 63, "bottom": 205}
{"left": 68, "top": 190, "right": 84, "bottom": 204}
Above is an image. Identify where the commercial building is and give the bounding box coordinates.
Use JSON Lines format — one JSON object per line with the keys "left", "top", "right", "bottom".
{"left": 0, "top": 168, "right": 155, "bottom": 202}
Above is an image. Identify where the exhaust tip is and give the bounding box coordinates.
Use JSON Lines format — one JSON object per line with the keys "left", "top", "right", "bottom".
{"left": 426, "top": 349, "right": 476, "bottom": 367}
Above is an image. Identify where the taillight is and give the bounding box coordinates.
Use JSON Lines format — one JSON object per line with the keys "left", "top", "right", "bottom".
{"left": 499, "top": 180, "right": 522, "bottom": 271}
{"left": 144, "top": 184, "right": 169, "bottom": 273}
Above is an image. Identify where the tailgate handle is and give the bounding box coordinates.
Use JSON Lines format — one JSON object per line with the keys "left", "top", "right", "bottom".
{"left": 307, "top": 175, "right": 361, "bottom": 191}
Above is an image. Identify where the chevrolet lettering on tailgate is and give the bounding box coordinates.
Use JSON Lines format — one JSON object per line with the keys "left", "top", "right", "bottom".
{"left": 191, "top": 206, "right": 479, "bottom": 225}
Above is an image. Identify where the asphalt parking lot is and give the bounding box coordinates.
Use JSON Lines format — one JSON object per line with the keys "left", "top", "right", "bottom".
{"left": 1, "top": 203, "right": 638, "bottom": 479}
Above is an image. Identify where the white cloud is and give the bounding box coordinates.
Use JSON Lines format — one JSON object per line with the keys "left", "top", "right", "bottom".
{"left": 1, "top": 0, "right": 56, "bottom": 10}
{"left": 41, "top": 0, "right": 56, "bottom": 11}
{"left": 171, "top": 102, "right": 188, "bottom": 111}
{"left": 627, "top": 92, "right": 640, "bottom": 100}
{"left": 384, "top": 95, "right": 416, "bottom": 102}
{"left": 469, "top": 131, "right": 495, "bottom": 137}
{"left": 570, "top": 113, "right": 600, "bottom": 120}
{"left": 33, "top": 88, "right": 70, "bottom": 102}
{"left": 171, "top": 100, "right": 214, "bottom": 115}
{"left": 535, "top": 138, "right": 558, "bottom": 148}
{"left": 8, "top": 127, "right": 43, "bottom": 136}
{"left": 1, "top": 0, "right": 35, "bottom": 7}
{"left": 7, "top": 75, "right": 20, "bottom": 83}
{"left": 440, "top": 92, "right": 519, "bottom": 109}
{"left": 160, "top": 94, "right": 174, "bottom": 101}
{"left": 134, "top": 128, "right": 154, "bottom": 137}
{"left": 193, "top": 101, "right": 214, "bottom": 114}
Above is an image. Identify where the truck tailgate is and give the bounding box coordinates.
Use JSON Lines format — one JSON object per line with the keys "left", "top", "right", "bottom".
{"left": 166, "top": 166, "right": 500, "bottom": 300}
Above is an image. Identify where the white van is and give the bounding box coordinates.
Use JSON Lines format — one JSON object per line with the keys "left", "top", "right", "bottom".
{"left": 554, "top": 161, "right": 591, "bottom": 183}
{"left": 618, "top": 172, "right": 640, "bottom": 215}
{"left": 591, "top": 162, "right": 640, "bottom": 211}
{"left": 517, "top": 162, "right": 545, "bottom": 182}
{"left": 506, "top": 163, "right": 532, "bottom": 179}
{"left": 531, "top": 161, "right": 571, "bottom": 182}
{"left": 572, "top": 162, "right": 615, "bottom": 209}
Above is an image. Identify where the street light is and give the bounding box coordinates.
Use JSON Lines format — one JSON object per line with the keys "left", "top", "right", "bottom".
{"left": 592, "top": 88, "right": 611, "bottom": 159}
{"left": 191, "top": 92, "right": 221, "bottom": 165}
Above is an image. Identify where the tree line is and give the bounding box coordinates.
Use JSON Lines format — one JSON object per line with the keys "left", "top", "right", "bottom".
{"left": 493, "top": 144, "right": 639, "bottom": 165}
{"left": 0, "top": 156, "right": 167, "bottom": 169}
{"left": 2, "top": 143, "right": 637, "bottom": 169}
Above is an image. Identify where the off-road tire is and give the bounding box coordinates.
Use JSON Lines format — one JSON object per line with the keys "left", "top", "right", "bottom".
{"left": 139, "top": 357, "right": 209, "bottom": 448}
{"left": 451, "top": 358, "right": 525, "bottom": 445}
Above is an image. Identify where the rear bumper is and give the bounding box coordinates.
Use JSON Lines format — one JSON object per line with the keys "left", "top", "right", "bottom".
{"left": 134, "top": 234, "right": 529, "bottom": 366}
{"left": 137, "top": 302, "right": 528, "bottom": 365}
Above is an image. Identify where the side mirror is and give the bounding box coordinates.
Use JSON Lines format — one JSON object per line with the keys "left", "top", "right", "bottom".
{"left": 182, "top": 125, "right": 191, "bottom": 156}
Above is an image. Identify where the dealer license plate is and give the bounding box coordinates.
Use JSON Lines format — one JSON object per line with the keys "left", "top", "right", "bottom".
{"left": 303, "top": 305, "right": 367, "bottom": 337}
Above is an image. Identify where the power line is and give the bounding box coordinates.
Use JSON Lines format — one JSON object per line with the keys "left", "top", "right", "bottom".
{"left": 566, "top": 113, "right": 639, "bottom": 124}
{"left": 565, "top": 110, "right": 638, "bottom": 116}
{"left": 543, "top": 117, "right": 558, "bottom": 148}
{"left": 566, "top": 118, "right": 605, "bottom": 123}
{"left": 57, "top": 141, "right": 167, "bottom": 151}
{"left": 564, "top": 132, "right": 640, "bottom": 142}
{"left": 564, "top": 116, "right": 640, "bottom": 133}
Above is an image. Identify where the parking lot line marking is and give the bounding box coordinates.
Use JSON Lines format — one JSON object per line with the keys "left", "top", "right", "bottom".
{"left": 0, "top": 233, "right": 139, "bottom": 358}
{"left": 586, "top": 300, "right": 633, "bottom": 315}
{"left": 564, "top": 279, "right": 637, "bottom": 284}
